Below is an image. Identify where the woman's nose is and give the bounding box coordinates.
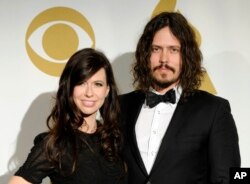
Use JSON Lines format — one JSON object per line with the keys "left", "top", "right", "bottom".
{"left": 84, "top": 84, "right": 93, "bottom": 97}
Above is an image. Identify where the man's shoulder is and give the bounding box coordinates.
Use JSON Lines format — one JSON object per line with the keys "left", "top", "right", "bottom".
{"left": 190, "top": 90, "right": 229, "bottom": 104}
{"left": 120, "top": 90, "right": 145, "bottom": 99}
{"left": 119, "top": 90, "right": 146, "bottom": 106}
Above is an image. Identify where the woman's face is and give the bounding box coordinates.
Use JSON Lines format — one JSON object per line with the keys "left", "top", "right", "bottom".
{"left": 73, "top": 68, "right": 110, "bottom": 118}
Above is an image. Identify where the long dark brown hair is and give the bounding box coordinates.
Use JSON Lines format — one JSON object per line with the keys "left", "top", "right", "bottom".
{"left": 133, "top": 12, "right": 205, "bottom": 99}
{"left": 45, "top": 48, "right": 122, "bottom": 172}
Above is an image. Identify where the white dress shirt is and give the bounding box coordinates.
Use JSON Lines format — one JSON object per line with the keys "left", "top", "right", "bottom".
{"left": 135, "top": 87, "right": 182, "bottom": 173}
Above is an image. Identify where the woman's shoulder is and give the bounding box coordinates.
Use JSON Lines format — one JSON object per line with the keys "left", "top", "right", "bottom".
{"left": 33, "top": 132, "right": 49, "bottom": 145}
{"left": 14, "top": 132, "right": 53, "bottom": 183}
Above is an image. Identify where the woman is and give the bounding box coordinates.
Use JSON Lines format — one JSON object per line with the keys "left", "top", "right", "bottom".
{"left": 8, "top": 48, "right": 127, "bottom": 184}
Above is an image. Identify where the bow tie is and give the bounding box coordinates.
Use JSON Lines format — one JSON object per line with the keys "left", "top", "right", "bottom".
{"left": 146, "top": 89, "right": 176, "bottom": 108}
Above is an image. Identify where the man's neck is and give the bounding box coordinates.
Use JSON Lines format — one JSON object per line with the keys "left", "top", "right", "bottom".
{"left": 152, "top": 84, "right": 178, "bottom": 95}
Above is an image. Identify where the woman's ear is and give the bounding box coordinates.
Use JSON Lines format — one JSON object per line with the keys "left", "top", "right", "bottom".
{"left": 105, "top": 85, "right": 110, "bottom": 97}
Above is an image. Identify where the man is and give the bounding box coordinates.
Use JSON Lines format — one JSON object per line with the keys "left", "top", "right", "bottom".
{"left": 120, "top": 12, "right": 240, "bottom": 184}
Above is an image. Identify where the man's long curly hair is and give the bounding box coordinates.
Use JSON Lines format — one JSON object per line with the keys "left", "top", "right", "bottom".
{"left": 133, "top": 12, "right": 205, "bottom": 99}
{"left": 45, "top": 48, "right": 123, "bottom": 173}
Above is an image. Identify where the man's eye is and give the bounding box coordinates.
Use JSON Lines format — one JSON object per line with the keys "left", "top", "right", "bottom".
{"left": 152, "top": 47, "right": 160, "bottom": 53}
{"left": 170, "top": 47, "right": 180, "bottom": 53}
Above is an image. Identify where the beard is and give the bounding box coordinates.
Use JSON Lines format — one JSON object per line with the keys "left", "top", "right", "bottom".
{"left": 151, "top": 63, "right": 179, "bottom": 90}
{"left": 152, "top": 76, "right": 177, "bottom": 89}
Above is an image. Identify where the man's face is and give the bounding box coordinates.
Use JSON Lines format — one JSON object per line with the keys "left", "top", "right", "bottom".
{"left": 149, "top": 26, "right": 182, "bottom": 93}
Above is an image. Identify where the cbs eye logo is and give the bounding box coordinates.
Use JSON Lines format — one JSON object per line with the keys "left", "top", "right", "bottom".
{"left": 25, "top": 7, "right": 95, "bottom": 76}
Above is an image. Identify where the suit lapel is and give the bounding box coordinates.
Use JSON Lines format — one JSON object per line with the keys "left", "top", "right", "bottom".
{"left": 150, "top": 99, "right": 191, "bottom": 174}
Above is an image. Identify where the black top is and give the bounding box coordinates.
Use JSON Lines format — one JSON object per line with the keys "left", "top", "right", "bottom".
{"left": 15, "top": 131, "right": 127, "bottom": 184}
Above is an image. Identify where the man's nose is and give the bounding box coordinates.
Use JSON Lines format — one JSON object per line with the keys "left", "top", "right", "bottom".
{"left": 160, "top": 49, "right": 169, "bottom": 63}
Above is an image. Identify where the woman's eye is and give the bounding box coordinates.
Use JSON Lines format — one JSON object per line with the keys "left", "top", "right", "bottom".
{"left": 95, "top": 82, "right": 103, "bottom": 87}
{"left": 79, "top": 81, "right": 86, "bottom": 86}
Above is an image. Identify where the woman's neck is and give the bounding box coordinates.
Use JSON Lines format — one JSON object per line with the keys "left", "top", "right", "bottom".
{"left": 79, "top": 114, "right": 97, "bottom": 133}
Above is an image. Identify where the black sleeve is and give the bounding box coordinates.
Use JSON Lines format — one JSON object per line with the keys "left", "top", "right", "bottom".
{"left": 15, "top": 132, "right": 54, "bottom": 184}
{"left": 208, "top": 99, "right": 241, "bottom": 183}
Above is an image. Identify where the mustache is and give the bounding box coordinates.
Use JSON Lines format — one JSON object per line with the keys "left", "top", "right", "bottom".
{"left": 153, "top": 64, "right": 175, "bottom": 73}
